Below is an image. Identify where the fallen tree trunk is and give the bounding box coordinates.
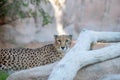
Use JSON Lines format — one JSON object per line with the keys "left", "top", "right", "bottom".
{"left": 98, "top": 74, "right": 120, "bottom": 80}
{"left": 7, "top": 62, "right": 58, "bottom": 80}
{"left": 48, "top": 43, "right": 120, "bottom": 80}
{"left": 48, "top": 30, "right": 120, "bottom": 80}
{"left": 7, "top": 30, "right": 120, "bottom": 80}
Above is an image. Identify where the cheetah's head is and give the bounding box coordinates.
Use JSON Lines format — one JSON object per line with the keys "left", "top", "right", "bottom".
{"left": 54, "top": 35, "right": 72, "bottom": 53}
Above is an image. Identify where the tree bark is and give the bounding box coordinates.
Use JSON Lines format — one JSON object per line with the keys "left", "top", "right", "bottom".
{"left": 48, "top": 30, "right": 120, "bottom": 80}
{"left": 49, "top": 0, "right": 66, "bottom": 35}
{"left": 98, "top": 74, "right": 120, "bottom": 80}
{"left": 7, "top": 62, "right": 58, "bottom": 80}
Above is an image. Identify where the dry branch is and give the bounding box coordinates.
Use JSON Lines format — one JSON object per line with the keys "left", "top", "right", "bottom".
{"left": 7, "top": 62, "right": 58, "bottom": 80}
{"left": 98, "top": 74, "right": 120, "bottom": 80}
{"left": 49, "top": 44, "right": 120, "bottom": 80}
{"left": 48, "top": 30, "right": 120, "bottom": 80}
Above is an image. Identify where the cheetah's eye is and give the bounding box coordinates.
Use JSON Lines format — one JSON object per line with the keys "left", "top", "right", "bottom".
{"left": 57, "top": 40, "right": 61, "bottom": 43}
{"left": 66, "top": 39, "right": 69, "bottom": 42}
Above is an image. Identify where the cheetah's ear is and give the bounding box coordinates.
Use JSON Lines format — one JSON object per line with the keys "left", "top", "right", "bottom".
{"left": 69, "top": 35, "right": 72, "bottom": 39}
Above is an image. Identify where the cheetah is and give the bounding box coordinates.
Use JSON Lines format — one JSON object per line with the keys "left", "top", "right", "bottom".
{"left": 0, "top": 35, "right": 72, "bottom": 73}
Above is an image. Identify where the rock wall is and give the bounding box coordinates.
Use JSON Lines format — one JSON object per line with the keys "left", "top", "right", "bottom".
{"left": 64, "top": 0, "right": 120, "bottom": 32}
{"left": 0, "top": 0, "right": 120, "bottom": 44}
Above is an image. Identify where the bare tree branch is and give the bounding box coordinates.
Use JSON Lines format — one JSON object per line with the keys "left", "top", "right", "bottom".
{"left": 48, "top": 30, "right": 120, "bottom": 80}
{"left": 49, "top": 0, "right": 66, "bottom": 35}
{"left": 7, "top": 62, "right": 58, "bottom": 80}
{"left": 98, "top": 74, "right": 120, "bottom": 80}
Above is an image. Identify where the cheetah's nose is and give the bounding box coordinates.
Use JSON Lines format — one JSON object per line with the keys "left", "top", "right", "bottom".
{"left": 61, "top": 47, "right": 65, "bottom": 50}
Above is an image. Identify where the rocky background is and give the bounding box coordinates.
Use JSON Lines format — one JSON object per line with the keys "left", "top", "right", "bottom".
{"left": 0, "top": 0, "right": 120, "bottom": 80}
{"left": 0, "top": 0, "right": 120, "bottom": 46}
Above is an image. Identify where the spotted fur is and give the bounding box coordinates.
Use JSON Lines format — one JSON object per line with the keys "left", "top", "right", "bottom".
{"left": 0, "top": 35, "right": 72, "bottom": 72}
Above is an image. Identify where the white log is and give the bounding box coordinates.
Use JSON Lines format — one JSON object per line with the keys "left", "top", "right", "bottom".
{"left": 49, "top": 0, "right": 66, "bottom": 35}
{"left": 98, "top": 74, "right": 120, "bottom": 80}
{"left": 7, "top": 62, "right": 58, "bottom": 80}
{"left": 48, "top": 44, "right": 120, "bottom": 80}
{"left": 48, "top": 30, "right": 120, "bottom": 80}
{"left": 92, "top": 31, "right": 120, "bottom": 42}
